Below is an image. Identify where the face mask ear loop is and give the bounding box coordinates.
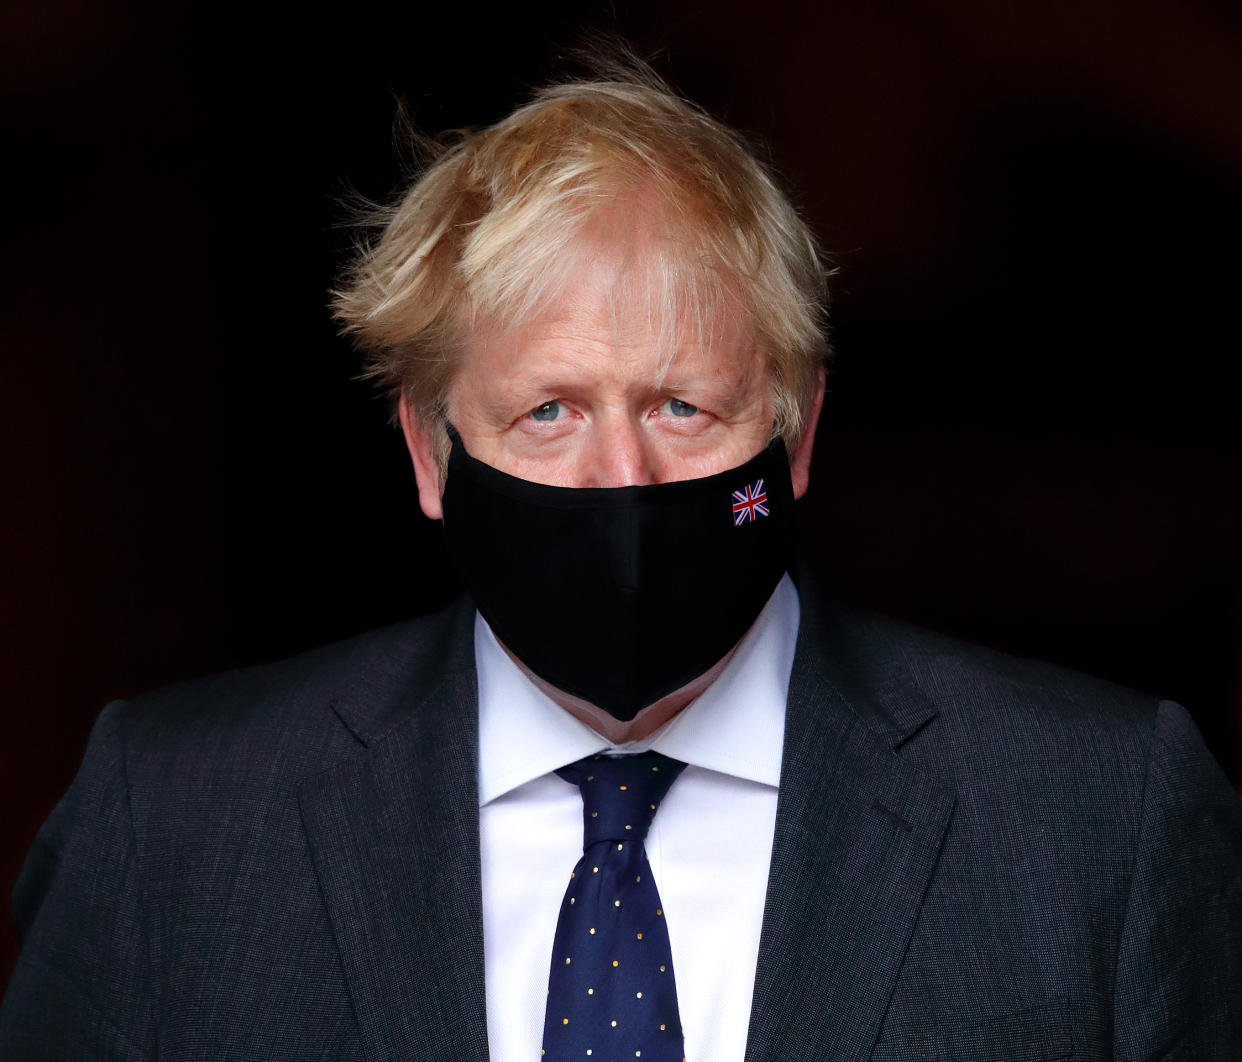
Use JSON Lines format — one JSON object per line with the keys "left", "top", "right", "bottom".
{"left": 444, "top": 422, "right": 480, "bottom": 473}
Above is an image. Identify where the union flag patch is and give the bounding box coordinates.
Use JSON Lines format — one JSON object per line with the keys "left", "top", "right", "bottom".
{"left": 732, "top": 479, "right": 769, "bottom": 525}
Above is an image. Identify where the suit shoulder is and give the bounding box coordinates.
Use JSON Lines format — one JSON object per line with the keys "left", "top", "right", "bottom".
{"left": 819, "top": 607, "right": 1198, "bottom": 853}
{"left": 908, "top": 619, "right": 1155, "bottom": 728}
{"left": 110, "top": 597, "right": 475, "bottom": 785}
{"left": 823, "top": 603, "right": 1164, "bottom": 763}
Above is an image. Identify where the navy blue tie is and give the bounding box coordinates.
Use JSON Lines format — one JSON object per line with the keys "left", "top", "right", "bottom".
{"left": 541, "top": 751, "right": 688, "bottom": 1062}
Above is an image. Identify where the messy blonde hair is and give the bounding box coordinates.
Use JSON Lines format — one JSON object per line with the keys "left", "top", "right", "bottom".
{"left": 333, "top": 59, "right": 829, "bottom": 467}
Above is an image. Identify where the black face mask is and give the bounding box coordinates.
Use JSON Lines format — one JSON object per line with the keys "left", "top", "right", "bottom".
{"left": 440, "top": 430, "right": 795, "bottom": 720}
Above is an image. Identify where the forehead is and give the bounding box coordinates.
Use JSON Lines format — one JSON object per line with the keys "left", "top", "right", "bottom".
{"left": 462, "top": 229, "right": 762, "bottom": 382}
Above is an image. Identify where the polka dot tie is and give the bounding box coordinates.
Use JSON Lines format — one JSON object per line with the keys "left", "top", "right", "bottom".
{"left": 541, "top": 751, "right": 688, "bottom": 1062}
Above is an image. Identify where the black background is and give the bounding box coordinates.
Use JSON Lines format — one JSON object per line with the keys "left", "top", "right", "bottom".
{"left": 3, "top": 0, "right": 1240, "bottom": 989}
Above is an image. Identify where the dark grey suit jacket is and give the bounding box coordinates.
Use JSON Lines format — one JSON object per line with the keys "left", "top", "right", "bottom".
{"left": 3, "top": 591, "right": 1241, "bottom": 1060}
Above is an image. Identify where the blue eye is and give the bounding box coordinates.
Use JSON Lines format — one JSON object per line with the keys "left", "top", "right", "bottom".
{"left": 530, "top": 401, "right": 562, "bottom": 422}
{"left": 665, "top": 398, "right": 699, "bottom": 417}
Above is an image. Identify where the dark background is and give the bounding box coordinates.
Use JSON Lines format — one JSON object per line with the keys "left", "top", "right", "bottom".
{"left": 3, "top": 0, "right": 1240, "bottom": 991}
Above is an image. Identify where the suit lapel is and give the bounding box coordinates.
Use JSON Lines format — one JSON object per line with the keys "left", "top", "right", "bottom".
{"left": 294, "top": 585, "right": 954, "bottom": 1061}
{"left": 299, "top": 614, "right": 490, "bottom": 1062}
{"left": 745, "top": 601, "right": 957, "bottom": 1062}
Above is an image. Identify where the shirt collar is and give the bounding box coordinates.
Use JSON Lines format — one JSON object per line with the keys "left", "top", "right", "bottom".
{"left": 476, "top": 574, "right": 798, "bottom": 806}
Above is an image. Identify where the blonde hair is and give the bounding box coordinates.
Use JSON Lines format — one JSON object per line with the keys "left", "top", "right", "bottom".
{"left": 333, "top": 60, "right": 829, "bottom": 466}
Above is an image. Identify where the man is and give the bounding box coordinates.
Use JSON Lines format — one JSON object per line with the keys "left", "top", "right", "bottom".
{"left": 3, "top": 63, "right": 1241, "bottom": 1061}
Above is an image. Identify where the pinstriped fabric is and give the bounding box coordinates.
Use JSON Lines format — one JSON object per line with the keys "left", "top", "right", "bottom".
{"left": 3, "top": 591, "right": 1241, "bottom": 1060}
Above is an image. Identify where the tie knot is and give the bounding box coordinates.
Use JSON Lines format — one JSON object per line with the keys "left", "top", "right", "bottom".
{"left": 557, "top": 751, "right": 686, "bottom": 848}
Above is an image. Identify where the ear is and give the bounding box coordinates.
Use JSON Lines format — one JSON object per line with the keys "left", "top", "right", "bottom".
{"left": 790, "top": 368, "right": 825, "bottom": 500}
{"left": 398, "top": 393, "right": 445, "bottom": 521}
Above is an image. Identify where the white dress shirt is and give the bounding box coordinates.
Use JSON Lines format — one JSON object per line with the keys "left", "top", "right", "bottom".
{"left": 477, "top": 575, "right": 799, "bottom": 1062}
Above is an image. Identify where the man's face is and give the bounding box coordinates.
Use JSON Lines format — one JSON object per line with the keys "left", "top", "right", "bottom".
{"left": 401, "top": 248, "right": 821, "bottom": 518}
